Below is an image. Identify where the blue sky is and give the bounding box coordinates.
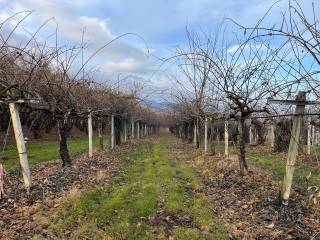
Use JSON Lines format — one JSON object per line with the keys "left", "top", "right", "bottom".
{"left": 0, "top": 0, "right": 317, "bottom": 102}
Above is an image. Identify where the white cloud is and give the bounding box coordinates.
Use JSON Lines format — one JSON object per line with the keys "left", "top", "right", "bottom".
{"left": 0, "top": 0, "right": 153, "bottom": 76}
{"left": 1, "top": 0, "right": 318, "bottom": 102}
{"left": 101, "top": 58, "right": 144, "bottom": 73}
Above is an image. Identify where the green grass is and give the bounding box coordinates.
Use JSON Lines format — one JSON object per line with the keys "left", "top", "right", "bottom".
{"left": 208, "top": 140, "right": 320, "bottom": 187}
{"left": 47, "top": 138, "right": 227, "bottom": 239}
{"left": 1, "top": 134, "right": 109, "bottom": 172}
{"left": 49, "top": 142, "right": 158, "bottom": 239}
{"left": 247, "top": 147, "right": 320, "bottom": 187}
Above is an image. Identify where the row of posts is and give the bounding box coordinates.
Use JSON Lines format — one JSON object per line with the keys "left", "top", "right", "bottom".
{"left": 200, "top": 118, "right": 229, "bottom": 156}
{"left": 5, "top": 104, "right": 154, "bottom": 192}
{"left": 200, "top": 117, "right": 317, "bottom": 156}
{"left": 88, "top": 113, "right": 154, "bottom": 157}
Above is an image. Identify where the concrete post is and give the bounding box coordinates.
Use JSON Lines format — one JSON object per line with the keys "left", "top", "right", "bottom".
{"left": 88, "top": 112, "right": 93, "bottom": 158}
{"left": 9, "top": 103, "right": 31, "bottom": 190}
{"left": 307, "top": 117, "right": 311, "bottom": 155}
{"left": 131, "top": 117, "right": 135, "bottom": 139}
{"left": 281, "top": 92, "right": 306, "bottom": 205}
{"left": 270, "top": 124, "right": 275, "bottom": 148}
{"left": 145, "top": 124, "right": 147, "bottom": 137}
{"left": 312, "top": 125, "right": 315, "bottom": 146}
{"left": 225, "top": 120, "right": 229, "bottom": 156}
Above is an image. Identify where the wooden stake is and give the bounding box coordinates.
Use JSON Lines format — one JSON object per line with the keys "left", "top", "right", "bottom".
{"left": 9, "top": 103, "right": 31, "bottom": 190}
{"left": 88, "top": 112, "right": 93, "bottom": 158}
{"left": 281, "top": 92, "right": 306, "bottom": 204}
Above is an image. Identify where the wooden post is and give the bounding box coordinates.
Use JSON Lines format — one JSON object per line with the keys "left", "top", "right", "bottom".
{"left": 9, "top": 103, "right": 32, "bottom": 190}
{"left": 204, "top": 117, "right": 208, "bottom": 153}
{"left": 281, "top": 92, "right": 306, "bottom": 205}
{"left": 225, "top": 120, "right": 229, "bottom": 156}
{"left": 307, "top": 117, "right": 311, "bottom": 155}
{"left": 124, "top": 120, "right": 127, "bottom": 143}
{"left": 88, "top": 112, "right": 93, "bottom": 158}
{"left": 131, "top": 117, "right": 135, "bottom": 139}
{"left": 137, "top": 121, "right": 140, "bottom": 139}
{"left": 111, "top": 114, "right": 115, "bottom": 149}
{"left": 193, "top": 123, "right": 197, "bottom": 147}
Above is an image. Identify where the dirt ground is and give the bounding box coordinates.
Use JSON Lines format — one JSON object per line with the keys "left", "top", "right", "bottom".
{"left": 1, "top": 136, "right": 319, "bottom": 239}
{"left": 189, "top": 148, "right": 320, "bottom": 239}
{"left": 0, "top": 141, "right": 140, "bottom": 239}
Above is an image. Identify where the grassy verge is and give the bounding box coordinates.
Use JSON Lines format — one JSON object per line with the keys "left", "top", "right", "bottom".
{"left": 247, "top": 148, "right": 320, "bottom": 187}
{"left": 1, "top": 134, "right": 109, "bottom": 172}
{"left": 46, "top": 138, "right": 226, "bottom": 239}
{"left": 208, "top": 141, "right": 319, "bottom": 187}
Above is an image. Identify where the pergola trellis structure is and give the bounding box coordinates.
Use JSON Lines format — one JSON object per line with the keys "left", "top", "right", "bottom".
{"left": 0, "top": 97, "right": 41, "bottom": 191}
{"left": 0, "top": 96, "right": 158, "bottom": 193}
{"left": 268, "top": 91, "right": 320, "bottom": 205}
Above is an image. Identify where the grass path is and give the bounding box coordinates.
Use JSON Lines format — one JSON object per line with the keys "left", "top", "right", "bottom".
{"left": 46, "top": 136, "right": 226, "bottom": 239}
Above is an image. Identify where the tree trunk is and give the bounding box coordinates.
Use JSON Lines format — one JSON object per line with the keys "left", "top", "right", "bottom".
{"left": 196, "top": 118, "right": 200, "bottom": 148}
{"left": 58, "top": 117, "right": 71, "bottom": 167}
{"left": 238, "top": 118, "right": 248, "bottom": 175}
{"left": 114, "top": 116, "right": 121, "bottom": 146}
{"left": 193, "top": 122, "right": 197, "bottom": 147}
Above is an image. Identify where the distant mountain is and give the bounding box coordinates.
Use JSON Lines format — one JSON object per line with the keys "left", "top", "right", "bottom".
{"left": 144, "top": 100, "right": 169, "bottom": 111}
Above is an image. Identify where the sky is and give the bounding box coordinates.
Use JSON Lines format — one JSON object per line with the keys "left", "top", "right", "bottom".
{"left": 0, "top": 0, "right": 317, "bottom": 104}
